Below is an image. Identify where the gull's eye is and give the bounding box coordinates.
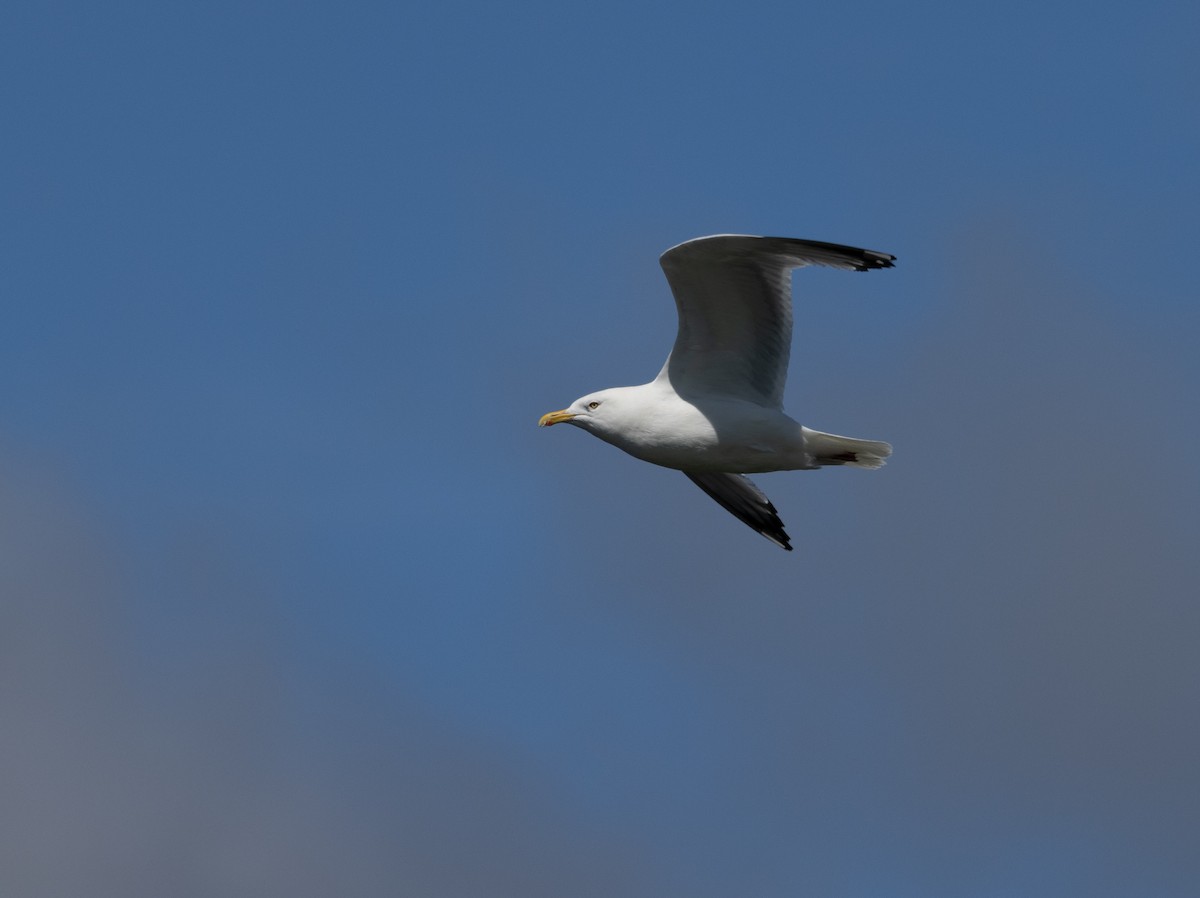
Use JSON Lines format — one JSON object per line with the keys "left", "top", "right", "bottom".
{"left": 587, "top": 401, "right": 600, "bottom": 410}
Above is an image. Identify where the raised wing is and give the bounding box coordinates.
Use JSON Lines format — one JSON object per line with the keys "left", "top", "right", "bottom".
{"left": 684, "top": 471, "right": 792, "bottom": 550}
{"left": 656, "top": 235, "right": 894, "bottom": 408}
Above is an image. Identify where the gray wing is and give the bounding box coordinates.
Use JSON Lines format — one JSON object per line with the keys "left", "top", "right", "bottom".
{"left": 656, "top": 235, "right": 895, "bottom": 408}
{"left": 684, "top": 471, "right": 792, "bottom": 551}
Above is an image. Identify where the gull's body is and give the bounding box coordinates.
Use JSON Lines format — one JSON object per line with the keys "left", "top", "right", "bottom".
{"left": 539, "top": 234, "right": 895, "bottom": 550}
{"left": 560, "top": 385, "right": 813, "bottom": 474}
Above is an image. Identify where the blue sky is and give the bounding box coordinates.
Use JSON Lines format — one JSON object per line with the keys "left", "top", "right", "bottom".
{"left": 3, "top": 1, "right": 1199, "bottom": 894}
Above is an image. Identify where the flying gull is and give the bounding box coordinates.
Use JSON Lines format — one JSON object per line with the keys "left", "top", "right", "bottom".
{"left": 539, "top": 234, "right": 895, "bottom": 550}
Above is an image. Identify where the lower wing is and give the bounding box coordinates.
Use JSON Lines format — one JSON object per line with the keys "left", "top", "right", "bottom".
{"left": 684, "top": 471, "right": 791, "bottom": 551}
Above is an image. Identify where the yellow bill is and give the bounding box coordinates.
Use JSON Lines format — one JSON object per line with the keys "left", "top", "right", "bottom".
{"left": 538, "top": 409, "right": 576, "bottom": 427}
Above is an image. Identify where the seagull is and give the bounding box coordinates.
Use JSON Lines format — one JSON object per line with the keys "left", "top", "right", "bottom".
{"left": 539, "top": 234, "right": 895, "bottom": 550}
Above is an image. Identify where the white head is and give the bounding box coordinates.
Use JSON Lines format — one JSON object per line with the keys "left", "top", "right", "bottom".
{"left": 537, "top": 387, "right": 632, "bottom": 441}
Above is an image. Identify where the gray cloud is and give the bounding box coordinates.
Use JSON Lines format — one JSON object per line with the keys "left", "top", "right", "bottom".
{"left": 530, "top": 222, "right": 1200, "bottom": 895}
{"left": 3, "top": 222, "right": 1197, "bottom": 897}
{"left": 0, "top": 456, "right": 667, "bottom": 898}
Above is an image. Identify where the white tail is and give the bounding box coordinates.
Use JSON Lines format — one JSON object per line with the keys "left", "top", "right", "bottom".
{"left": 803, "top": 428, "right": 892, "bottom": 469}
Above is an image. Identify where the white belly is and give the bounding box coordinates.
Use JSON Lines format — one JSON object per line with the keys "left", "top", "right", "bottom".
{"left": 597, "top": 394, "right": 812, "bottom": 474}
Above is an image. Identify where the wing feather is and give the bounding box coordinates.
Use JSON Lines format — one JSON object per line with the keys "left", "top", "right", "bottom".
{"left": 684, "top": 471, "right": 792, "bottom": 551}
{"left": 656, "top": 235, "right": 894, "bottom": 408}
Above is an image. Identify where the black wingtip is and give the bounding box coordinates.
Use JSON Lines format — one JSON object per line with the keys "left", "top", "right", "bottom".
{"left": 754, "top": 527, "right": 792, "bottom": 550}
{"left": 855, "top": 251, "right": 896, "bottom": 271}
{"left": 757, "top": 236, "right": 895, "bottom": 271}
{"left": 684, "top": 472, "right": 794, "bottom": 551}
{"left": 746, "top": 522, "right": 793, "bottom": 551}
{"left": 761, "top": 507, "right": 793, "bottom": 551}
